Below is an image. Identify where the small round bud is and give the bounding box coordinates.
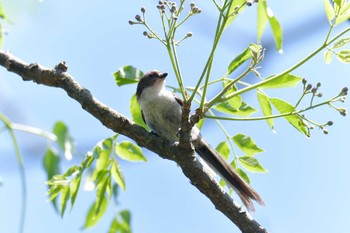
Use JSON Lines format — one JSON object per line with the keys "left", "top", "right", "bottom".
{"left": 172, "top": 16, "right": 178, "bottom": 20}
{"left": 170, "top": 5, "right": 176, "bottom": 13}
{"left": 246, "top": 0, "right": 253, "bottom": 6}
{"left": 141, "top": 7, "right": 146, "bottom": 13}
{"left": 323, "top": 129, "right": 329, "bottom": 135}
{"left": 338, "top": 108, "right": 347, "bottom": 116}
{"left": 135, "top": 14, "right": 142, "bottom": 22}
{"left": 128, "top": 20, "right": 135, "bottom": 25}
{"left": 143, "top": 31, "right": 148, "bottom": 36}
{"left": 158, "top": 0, "right": 164, "bottom": 4}
{"left": 190, "top": 2, "right": 195, "bottom": 8}
{"left": 340, "top": 87, "right": 348, "bottom": 96}
{"left": 186, "top": 32, "right": 193, "bottom": 37}
{"left": 311, "top": 87, "right": 317, "bottom": 93}
{"left": 316, "top": 82, "right": 321, "bottom": 88}
{"left": 316, "top": 93, "right": 323, "bottom": 97}
{"left": 305, "top": 83, "right": 312, "bottom": 91}
{"left": 302, "top": 78, "right": 307, "bottom": 85}
{"left": 326, "top": 121, "right": 333, "bottom": 126}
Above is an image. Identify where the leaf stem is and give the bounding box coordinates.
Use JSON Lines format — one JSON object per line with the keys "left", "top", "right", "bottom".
{"left": 0, "top": 113, "right": 27, "bottom": 233}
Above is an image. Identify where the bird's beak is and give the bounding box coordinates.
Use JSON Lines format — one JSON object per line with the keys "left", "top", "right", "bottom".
{"left": 159, "top": 72, "right": 168, "bottom": 79}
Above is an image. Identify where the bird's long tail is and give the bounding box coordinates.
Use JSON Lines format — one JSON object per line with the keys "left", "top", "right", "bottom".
{"left": 195, "top": 139, "right": 264, "bottom": 212}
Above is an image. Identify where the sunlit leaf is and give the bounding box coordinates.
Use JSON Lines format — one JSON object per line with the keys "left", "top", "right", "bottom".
{"left": 324, "top": 0, "right": 335, "bottom": 24}
{"left": 70, "top": 175, "right": 82, "bottom": 209}
{"left": 83, "top": 197, "right": 108, "bottom": 229}
{"left": 95, "top": 175, "right": 110, "bottom": 214}
{"left": 238, "top": 156, "right": 267, "bottom": 173}
{"left": 257, "top": 0, "right": 268, "bottom": 43}
{"left": 260, "top": 73, "right": 302, "bottom": 89}
{"left": 111, "top": 159, "right": 126, "bottom": 191}
{"left": 324, "top": 51, "right": 333, "bottom": 64}
{"left": 257, "top": 91, "right": 274, "bottom": 129}
{"left": 337, "top": 50, "right": 350, "bottom": 63}
{"left": 95, "top": 137, "right": 113, "bottom": 171}
{"left": 232, "top": 134, "right": 263, "bottom": 156}
{"left": 269, "top": 98, "right": 310, "bottom": 137}
{"left": 216, "top": 141, "right": 230, "bottom": 160}
{"left": 60, "top": 185, "right": 70, "bottom": 217}
{"left": 130, "top": 94, "right": 148, "bottom": 129}
{"left": 224, "top": 0, "right": 246, "bottom": 30}
{"left": 113, "top": 66, "right": 143, "bottom": 86}
{"left": 115, "top": 141, "right": 147, "bottom": 162}
{"left": 223, "top": 82, "right": 242, "bottom": 109}
{"left": 214, "top": 101, "right": 257, "bottom": 117}
{"left": 333, "top": 37, "right": 350, "bottom": 49}
{"left": 0, "top": 3, "right": 6, "bottom": 19}
{"left": 53, "top": 121, "right": 74, "bottom": 160}
{"left": 227, "top": 47, "right": 251, "bottom": 75}
{"left": 43, "top": 148, "right": 61, "bottom": 182}
{"left": 236, "top": 168, "right": 250, "bottom": 183}
{"left": 335, "top": 2, "right": 350, "bottom": 25}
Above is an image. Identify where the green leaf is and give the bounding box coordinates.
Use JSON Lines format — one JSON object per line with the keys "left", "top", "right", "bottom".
{"left": 324, "top": 0, "right": 335, "bottom": 24}
{"left": 236, "top": 167, "right": 250, "bottom": 183}
{"left": 333, "top": 37, "right": 350, "bottom": 49}
{"left": 115, "top": 141, "right": 147, "bottom": 162}
{"left": 257, "top": 91, "right": 274, "bottom": 129}
{"left": 113, "top": 66, "right": 143, "bottom": 87}
{"left": 111, "top": 159, "right": 126, "bottom": 191}
{"left": 260, "top": 73, "right": 302, "bottom": 89}
{"left": 53, "top": 121, "right": 74, "bottom": 160}
{"left": 223, "top": 82, "right": 242, "bottom": 109}
{"left": 47, "top": 186, "right": 62, "bottom": 202}
{"left": 43, "top": 148, "right": 61, "bottom": 181}
{"left": 269, "top": 98, "right": 310, "bottom": 137}
{"left": 232, "top": 134, "right": 263, "bottom": 156}
{"left": 215, "top": 141, "right": 230, "bottom": 160}
{"left": 95, "top": 137, "right": 113, "bottom": 171}
{"left": 70, "top": 175, "right": 82, "bottom": 209}
{"left": 214, "top": 101, "right": 257, "bottom": 117}
{"left": 0, "top": 3, "right": 6, "bottom": 19}
{"left": 337, "top": 50, "right": 350, "bottom": 63}
{"left": 120, "top": 210, "right": 131, "bottom": 225}
{"left": 266, "top": 6, "right": 283, "bottom": 51}
{"left": 130, "top": 94, "right": 148, "bottom": 129}
{"left": 324, "top": 51, "right": 333, "bottom": 64}
{"left": 83, "top": 197, "right": 108, "bottom": 229}
{"left": 238, "top": 156, "right": 267, "bottom": 173}
{"left": 108, "top": 218, "right": 120, "bottom": 233}
{"left": 336, "top": 2, "right": 350, "bottom": 25}
{"left": 257, "top": 0, "right": 268, "bottom": 43}
{"left": 224, "top": 0, "right": 246, "bottom": 30}
{"left": 227, "top": 47, "right": 251, "bottom": 75}
{"left": 95, "top": 175, "right": 110, "bottom": 214}
{"left": 60, "top": 185, "right": 70, "bottom": 217}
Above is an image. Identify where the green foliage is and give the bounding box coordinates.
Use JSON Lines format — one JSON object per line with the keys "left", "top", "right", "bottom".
{"left": 47, "top": 134, "right": 143, "bottom": 230}
{"left": 130, "top": 94, "right": 148, "bottom": 129}
{"left": 269, "top": 98, "right": 310, "bottom": 137}
{"left": 115, "top": 141, "right": 147, "bottom": 162}
{"left": 257, "top": 91, "right": 274, "bottom": 129}
{"left": 257, "top": 0, "right": 283, "bottom": 51}
{"left": 53, "top": 121, "right": 74, "bottom": 160}
{"left": 238, "top": 156, "right": 267, "bottom": 173}
{"left": 260, "top": 74, "right": 302, "bottom": 89}
{"left": 113, "top": 66, "right": 143, "bottom": 87}
{"left": 108, "top": 210, "right": 132, "bottom": 233}
{"left": 232, "top": 134, "right": 263, "bottom": 157}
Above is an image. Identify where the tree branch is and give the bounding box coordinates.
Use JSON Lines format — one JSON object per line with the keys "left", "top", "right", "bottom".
{"left": 0, "top": 50, "right": 267, "bottom": 233}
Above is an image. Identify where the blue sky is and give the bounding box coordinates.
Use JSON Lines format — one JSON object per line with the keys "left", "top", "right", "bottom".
{"left": 1, "top": 0, "right": 350, "bottom": 233}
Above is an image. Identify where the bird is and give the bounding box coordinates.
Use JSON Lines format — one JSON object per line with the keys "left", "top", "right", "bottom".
{"left": 136, "top": 70, "right": 264, "bottom": 211}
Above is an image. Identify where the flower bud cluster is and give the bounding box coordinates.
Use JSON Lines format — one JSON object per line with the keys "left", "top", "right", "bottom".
{"left": 246, "top": 0, "right": 259, "bottom": 7}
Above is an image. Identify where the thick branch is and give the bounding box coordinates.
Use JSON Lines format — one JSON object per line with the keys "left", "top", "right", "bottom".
{"left": 0, "top": 51, "right": 267, "bottom": 233}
